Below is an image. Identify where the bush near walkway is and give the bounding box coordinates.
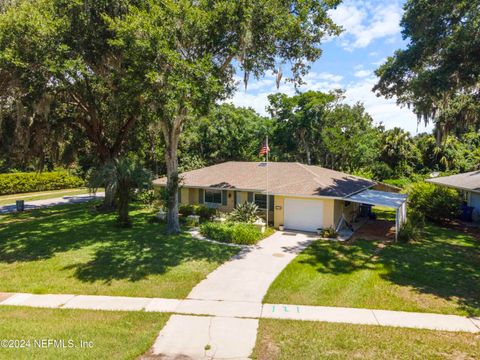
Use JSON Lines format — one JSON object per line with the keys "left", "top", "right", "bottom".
{"left": 200, "top": 221, "right": 274, "bottom": 245}
{"left": 0, "top": 171, "right": 84, "bottom": 195}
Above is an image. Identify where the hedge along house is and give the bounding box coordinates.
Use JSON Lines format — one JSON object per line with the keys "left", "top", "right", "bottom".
{"left": 427, "top": 170, "right": 480, "bottom": 221}
{"left": 153, "top": 162, "right": 408, "bottom": 237}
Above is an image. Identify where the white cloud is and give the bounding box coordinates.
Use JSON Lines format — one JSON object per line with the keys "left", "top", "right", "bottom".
{"left": 329, "top": 1, "right": 402, "bottom": 50}
{"left": 343, "top": 76, "right": 433, "bottom": 134}
{"left": 354, "top": 70, "right": 371, "bottom": 78}
{"left": 372, "top": 57, "right": 388, "bottom": 66}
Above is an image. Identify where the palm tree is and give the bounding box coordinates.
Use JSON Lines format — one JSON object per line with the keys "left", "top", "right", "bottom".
{"left": 90, "top": 157, "right": 152, "bottom": 227}
{"left": 381, "top": 127, "right": 416, "bottom": 171}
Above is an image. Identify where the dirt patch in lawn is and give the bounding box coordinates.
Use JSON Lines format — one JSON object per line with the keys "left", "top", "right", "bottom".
{"left": 351, "top": 220, "right": 395, "bottom": 241}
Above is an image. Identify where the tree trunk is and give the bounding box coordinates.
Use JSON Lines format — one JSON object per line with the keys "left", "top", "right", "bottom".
{"left": 165, "top": 141, "right": 180, "bottom": 234}
{"left": 98, "top": 157, "right": 116, "bottom": 212}
{"left": 117, "top": 185, "right": 131, "bottom": 227}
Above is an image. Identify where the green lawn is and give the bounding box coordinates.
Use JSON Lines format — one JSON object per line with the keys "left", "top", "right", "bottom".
{"left": 0, "top": 203, "right": 238, "bottom": 297}
{"left": 264, "top": 221, "right": 480, "bottom": 316}
{"left": 252, "top": 319, "right": 480, "bottom": 360}
{"left": 0, "top": 188, "right": 99, "bottom": 206}
{"left": 0, "top": 306, "right": 169, "bottom": 360}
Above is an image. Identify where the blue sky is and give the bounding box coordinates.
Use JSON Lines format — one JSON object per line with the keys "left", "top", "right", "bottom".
{"left": 228, "top": 0, "right": 434, "bottom": 134}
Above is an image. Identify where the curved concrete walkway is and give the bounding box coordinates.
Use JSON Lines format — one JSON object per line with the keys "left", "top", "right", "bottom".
{"left": 187, "top": 231, "right": 316, "bottom": 302}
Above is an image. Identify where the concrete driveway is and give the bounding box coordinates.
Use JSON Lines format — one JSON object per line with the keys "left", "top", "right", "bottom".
{"left": 187, "top": 230, "right": 316, "bottom": 303}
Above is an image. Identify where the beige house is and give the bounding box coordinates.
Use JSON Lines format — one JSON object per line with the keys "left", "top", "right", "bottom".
{"left": 153, "top": 161, "right": 384, "bottom": 232}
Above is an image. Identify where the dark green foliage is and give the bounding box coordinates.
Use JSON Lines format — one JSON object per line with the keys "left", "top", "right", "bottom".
{"left": 89, "top": 158, "right": 152, "bottom": 227}
{"left": 193, "top": 205, "right": 217, "bottom": 222}
{"left": 179, "top": 204, "right": 216, "bottom": 221}
{"left": 200, "top": 221, "right": 269, "bottom": 245}
{"left": 374, "top": 0, "right": 480, "bottom": 136}
{"left": 179, "top": 204, "right": 195, "bottom": 217}
{"left": 0, "top": 171, "right": 84, "bottom": 195}
{"left": 407, "top": 182, "right": 462, "bottom": 222}
{"left": 228, "top": 202, "right": 259, "bottom": 223}
{"left": 398, "top": 222, "right": 422, "bottom": 243}
{"left": 267, "top": 90, "right": 382, "bottom": 171}
{"left": 135, "top": 189, "right": 157, "bottom": 207}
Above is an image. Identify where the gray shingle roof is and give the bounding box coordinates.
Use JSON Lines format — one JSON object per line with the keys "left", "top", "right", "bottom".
{"left": 153, "top": 161, "right": 375, "bottom": 198}
{"left": 426, "top": 171, "right": 480, "bottom": 193}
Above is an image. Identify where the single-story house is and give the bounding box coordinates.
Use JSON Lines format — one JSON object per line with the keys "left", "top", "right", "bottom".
{"left": 153, "top": 161, "right": 407, "bottom": 234}
{"left": 427, "top": 170, "right": 480, "bottom": 220}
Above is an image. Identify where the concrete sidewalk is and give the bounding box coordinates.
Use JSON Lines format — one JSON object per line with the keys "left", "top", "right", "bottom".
{"left": 1, "top": 293, "right": 478, "bottom": 333}
{"left": 0, "top": 192, "right": 104, "bottom": 214}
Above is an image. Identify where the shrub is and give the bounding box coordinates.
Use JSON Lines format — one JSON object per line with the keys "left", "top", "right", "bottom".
{"left": 200, "top": 222, "right": 234, "bottom": 243}
{"left": 408, "top": 182, "right": 461, "bottom": 222}
{"left": 200, "top": 221, "right": 264, "bottom": 245}
{"left": 320, "top": 226, "right": 338, "bottom": 239}
{"left": 397, "top": 221, "right": 422, "bottom": 243}
{"left": 228, "top": 202, "right": 259, "bottom": 223}
{"left": 0, "top": 171, "right": 84, "bottom": 195}
{"left": 230, "top": 223, "right": 262, "bottom": 245}
{"left": 179, "top": 204, "right": 195, "bottom": 216}
{"left": 185, "top": 215, "right": 200, "bottom": 228}
{"left": 136, "top": 189, "right": 156, "bottom": 206}
{"left": 194, "top": 205, "right": 217, "bottom": 221}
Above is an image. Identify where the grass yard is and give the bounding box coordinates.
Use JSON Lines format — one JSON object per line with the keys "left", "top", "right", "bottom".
{"left": 264, "top": 217, "right": 480, "bottom": 316}
{"left": 0, "top": 203, "right": 238, "bottom": 298}
{"left": 252, "top": 319, "right": 480, "bottom": 360}
{"left": 0, "top": 306, "right": 169, "bottom": 360}
{"left": 0, "top": 188, "right": 99, "bottom": 206}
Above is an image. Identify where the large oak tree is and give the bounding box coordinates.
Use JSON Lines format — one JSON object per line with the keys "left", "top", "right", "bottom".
{"left": 0, "top": 0, "right": 144, "bottom": 209}
{"left": 109, "top": 0, "right": 342, "bottom": 233}
{"left": 373, "top": 0, "right": 480, "bottom": 140}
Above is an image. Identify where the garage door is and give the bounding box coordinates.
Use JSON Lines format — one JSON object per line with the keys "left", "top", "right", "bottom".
{"left": 284, "top": 198, "right": 324, "bottom": 232}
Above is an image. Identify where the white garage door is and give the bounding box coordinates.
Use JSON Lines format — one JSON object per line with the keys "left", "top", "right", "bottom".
{"left": 284, "top": 198, "right": 324, "bottom": 232}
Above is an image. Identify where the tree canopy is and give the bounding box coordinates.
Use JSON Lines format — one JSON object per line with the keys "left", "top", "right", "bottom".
{"left": 373, "top": 0, "right": 480, "bottom": 138}
{"left": 107, "top": 0, "right": 342, "bottom": 233}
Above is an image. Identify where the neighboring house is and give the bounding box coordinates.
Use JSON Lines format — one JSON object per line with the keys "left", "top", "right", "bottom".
{"left": 427, "top": 170, "right": 480, "bottom": 220}
{"left": 154, "top": 161, "right": 408, "bottom": 233}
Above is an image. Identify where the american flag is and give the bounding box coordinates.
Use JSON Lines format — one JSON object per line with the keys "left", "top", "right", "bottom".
{"left": 259, "top": 142, "right": 270, "bottom": 156}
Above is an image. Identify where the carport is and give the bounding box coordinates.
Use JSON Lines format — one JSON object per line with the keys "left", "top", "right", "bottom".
{"left": 345, "top": 189, "right": 408, "bottom": 241}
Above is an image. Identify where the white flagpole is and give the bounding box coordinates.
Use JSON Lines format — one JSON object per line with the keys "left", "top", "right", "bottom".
{"left": 266, "top": 135, "right": 269, "bottom": 227}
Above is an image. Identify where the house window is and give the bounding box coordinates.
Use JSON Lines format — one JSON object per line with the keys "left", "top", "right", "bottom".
{"left": 254, "top": 194, "right": 267, "bottom": 209}
{"left": 204, "top": 189, "right": 222, "bottom": 204}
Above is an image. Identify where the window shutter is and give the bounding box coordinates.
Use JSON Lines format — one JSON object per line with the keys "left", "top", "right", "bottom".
{"left": 178, "top": 189, "right": 182, "bottom": 204}
{"left": 222, "top": 190, "right": 227, "bottom": 206}
{"left": 269, "top": 195, "right": 274, "bottom": 211}
{"left": 198, "top": 189, "right": 204, "bottom": 204}
{"left": 248, "top": 192, "right": 253, "bottom": 202}
{"left": 234, "top": 191, "right": 237, "bottom": 208}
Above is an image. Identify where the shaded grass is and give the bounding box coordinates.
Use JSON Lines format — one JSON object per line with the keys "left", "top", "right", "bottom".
{"left": 0, "top": 306, "right": 168, "bottom": 360}
{"left": 0, "top": 203, "right": 238, "bottom": 297}
{"left": 253, "top": 319, "right": 480, "bottom": 360}
{"left": 264, "top": 221, "right": 479, "bottom": 316}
